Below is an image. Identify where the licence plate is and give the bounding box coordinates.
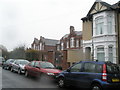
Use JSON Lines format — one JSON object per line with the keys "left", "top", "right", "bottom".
{"left": 112, "top": 79, "right": 120, "bottom": 82}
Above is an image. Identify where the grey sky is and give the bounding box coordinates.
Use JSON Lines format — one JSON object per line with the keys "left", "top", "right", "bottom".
{"left": 0, "top": 0, "right": 119, "bottom": 51}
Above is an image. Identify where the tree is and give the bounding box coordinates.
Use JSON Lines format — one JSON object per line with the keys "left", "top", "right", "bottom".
{"left": 0, "top": 45, "right": 9, "bottom": 60}
{"left": 9, "top": 46, "right": 26, "bottom": 59}
{"left": 25, "top": 49, "right": 40, "bottom": 61}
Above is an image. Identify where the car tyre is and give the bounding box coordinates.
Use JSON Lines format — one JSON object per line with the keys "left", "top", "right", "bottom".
{"left": 57, "top": 78, "right": 65, "bottom": 88}
{"left": 11, "top": 67, "right": 13, "bottom": 72}
{"left": 2, "top": 66, "right": 5, "bottom": 69}
{"left": 25, "top": 70, "right": 29, "bottom": 77}
{"left": 6, "top": 66, "right": 9, "bottom": 70}
{"left": 18, "top": 69, "right": 21, "bottom": 74}
{"left": 91, "top": 84, "right": 102, "bottom": 90}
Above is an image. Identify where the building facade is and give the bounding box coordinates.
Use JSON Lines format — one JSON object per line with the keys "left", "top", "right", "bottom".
{"left": 31, "top": 26, "right": 83, "bottom": 70}
{"left": 81, "top": 0, "right": 120, "bottom": 64}
{"left": 31, "top": 36, "right": 59, "bottom": 61}
{"left": 56, "top": 26, "right": 83, "bottom": 69}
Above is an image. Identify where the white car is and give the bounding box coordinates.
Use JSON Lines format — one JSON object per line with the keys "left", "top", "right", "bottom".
{"left": 11, "top": 59, "right": 30, "bottom": 74}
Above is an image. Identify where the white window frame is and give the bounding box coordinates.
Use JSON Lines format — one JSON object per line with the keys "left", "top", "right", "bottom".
{"left": 70, "top": 37, "right": 74, "bottom": 48}
{"left": 61, "top": 42, "right": 64, "bottom": 50}
{"left": 107, "top": 15, "right": 112, "bottom": 34}
{"left": 67, "top": 41, "right": 69, "bottom": 48}
{"left": 97, "top": 46, "right": 105, "bottom": 61}
{"left": 95, "top": 16, "right": 104, "bottom": 35}
{"left": 57, "top": 45, "right": 60, "bottom": 51}
{"left": 108, "top": 46, "right": 113, "bottom": 62}
{"left": 76, "top": 40, "right": 79, "bottom": 47}
{"left": 40, "top": 43, "right": 42, "bottom": 50}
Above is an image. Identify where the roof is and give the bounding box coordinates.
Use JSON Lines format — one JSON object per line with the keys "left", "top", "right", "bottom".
{"left": 87, "top": 1, "right": 112, "bottom": 16}
{"left": 75, "top": 31, "right": 82, "bottom": 36}
{"left": 112, "top": 1, "right": 120, "bottom": 9}
{"left": 62, "top": 34, "right": 69, "bottom": 39}
{"left": 62, "top": 31, "right": 82, "bottom": 39}
{"left": 82, "top": 0, "right": 120, "bottom": 21}
{"left": 44, "top": 38, "right": 59, "bottom": 46}
{"left": 34, "top": 38, "right": 39, "bottom": 45}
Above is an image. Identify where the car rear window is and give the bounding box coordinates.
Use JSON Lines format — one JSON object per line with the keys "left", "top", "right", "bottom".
{"left": 107, "top": 64, "right": 120, "bottom": 74}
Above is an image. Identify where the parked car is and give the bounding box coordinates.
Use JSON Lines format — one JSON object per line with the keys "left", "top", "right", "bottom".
{"left": 2, "top": 59, "right": 15, "bottom": 70}
{"left": 56, "top": 61, "right": 120, "bottom": 89}
{"left": 11, "top": 59, "right": 30, "bottom": 74}
{"left": 0, "top": 57, "right": 5, "bottom": 66}
{"left": 24, "top": 61, "right": 62, "bottom": 80}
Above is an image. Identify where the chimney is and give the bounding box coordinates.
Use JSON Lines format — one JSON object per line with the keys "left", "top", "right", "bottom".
{"left": 70, "top": 26, "right": 74, "bottom": 34}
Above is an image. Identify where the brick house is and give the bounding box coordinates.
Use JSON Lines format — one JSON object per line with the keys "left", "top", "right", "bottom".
{"left": 31, "top": 36, "right": 59, "bottom": 61}
{"left": 31, "top": 26, "right": 83, "bottom": 70}
{"left": 55, "top": 26, "right": 83, "bottom": 69}
{"left": 81, "top": 0, "right": 120, "bottom": 64}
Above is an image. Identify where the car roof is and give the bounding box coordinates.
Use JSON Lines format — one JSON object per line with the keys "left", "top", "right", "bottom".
{"left": 14, "top": 59, "right": 29, "bottom": 61}
{"left": 78, "top": 61, "right": 106, "bottom": 64}
{"left": 33, "top": 60, "right": 51, "bottom": 63}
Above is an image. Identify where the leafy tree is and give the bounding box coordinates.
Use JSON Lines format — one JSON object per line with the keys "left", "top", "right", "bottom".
{"left": 25, "top": 49, "right": 40, "bottom": 61}
{"left": 0, "top": 45, "right": 9, "bottom": 60}
{"left": 9, "top": 46, "right": 26, "bottom": 59}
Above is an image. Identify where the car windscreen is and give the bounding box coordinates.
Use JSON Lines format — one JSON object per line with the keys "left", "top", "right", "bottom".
{"left": 40, "top": 62, "right": 55, "bottom": 69}
{"left": 107, "top": 64, "right": 120, "bottom": 74}
{"left": 10, "top": 60, "right": 15, "bottom": 63}
{"left": 20, "top": 60, "right": 29, "bottom": 65}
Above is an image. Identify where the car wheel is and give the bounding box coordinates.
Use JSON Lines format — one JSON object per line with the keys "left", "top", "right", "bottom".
{"left": 6, "top": 66, "right": 9, "bottom": 70}
{"left": 25, "top": 70, "right": 29, "bottom": 77}
{"left": 2, "top": 66, "right": 5, "bottom": 69}
{"left": 11, "top": 67, "right": 14, "bottom": 72}
{"left": 58, "top": 78, "right": 65, "bottom": 88}
{"left": 18, "top": 69, "right": 21, "bottom": 74}
{"left": 91, "top": 84, "right": 102, "bottom": 90}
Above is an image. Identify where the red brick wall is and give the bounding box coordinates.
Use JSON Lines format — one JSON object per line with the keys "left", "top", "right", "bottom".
{"left": 47, "top": 51, "right": 54, "bottom": 64}
{"left": 44, "top": 45, "right": 56, "bottom": 52}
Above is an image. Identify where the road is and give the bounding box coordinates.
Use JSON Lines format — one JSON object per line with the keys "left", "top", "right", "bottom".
{"left": 2, "top": 68, "right": 58, "bottom": 89}
{"left": 1, "top": 67, "right": 87, "bottom": 90}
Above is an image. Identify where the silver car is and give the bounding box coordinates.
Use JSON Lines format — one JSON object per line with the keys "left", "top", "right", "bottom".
{"left": 11, "top": 59, "right": 30, "bottom": 74}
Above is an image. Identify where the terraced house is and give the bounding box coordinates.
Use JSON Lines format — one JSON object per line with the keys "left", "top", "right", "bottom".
{"left": 31, "top": 36, "right": 59, "bottom": 62}
{"left": 56, "top": 26, "right": 83, "bottom": 69}
{"left": 81, "top": 0, "right": 120, "bottom": 64}
{"left": 31, "top": 26, "right": 83, "bottom": 70}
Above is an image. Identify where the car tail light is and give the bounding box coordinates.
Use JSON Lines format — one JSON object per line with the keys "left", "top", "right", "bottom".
{"left": 102, "top": 64, "right": 107, "bottom": 81}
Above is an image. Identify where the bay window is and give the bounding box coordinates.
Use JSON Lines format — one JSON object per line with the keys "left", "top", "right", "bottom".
{"left": 95, "top": 16, "right": 104, "bottom": 35}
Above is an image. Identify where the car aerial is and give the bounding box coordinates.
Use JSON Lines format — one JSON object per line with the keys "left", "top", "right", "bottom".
{"left": 56, "top": 61, "right": 120, "bottom": 90}
{"left": 24, "top": 61, "right": 62, "bottom": 80}
{"left": 11, "top": 59, "right": 30, "bottom": 74}
{"left": 2, "top": 59, "right": 15, "bottom": 70}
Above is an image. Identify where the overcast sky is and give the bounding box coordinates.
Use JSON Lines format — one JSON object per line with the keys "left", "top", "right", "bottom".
{"left": 0, "top": 0, "right": 119, "bottom": 51}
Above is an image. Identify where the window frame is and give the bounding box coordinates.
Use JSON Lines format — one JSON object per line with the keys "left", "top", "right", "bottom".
{"left": 95, "top": 16, "right": 104, "bottom": 35}
{"left": 70, "top": 63, "right": 83, "bottom": 72}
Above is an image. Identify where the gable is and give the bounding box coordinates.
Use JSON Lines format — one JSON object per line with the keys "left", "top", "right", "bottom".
{"left": 87, "top": 1, "right": 112, "bottom": 16}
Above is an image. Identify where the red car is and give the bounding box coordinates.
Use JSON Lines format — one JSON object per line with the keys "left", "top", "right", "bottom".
{"left": 24, "top": 61, "right": 62, "bottom": 80}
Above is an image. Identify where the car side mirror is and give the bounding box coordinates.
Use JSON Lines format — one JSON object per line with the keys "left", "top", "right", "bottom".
{"left": 67, "top": 68, "right": 70, "bottom": 72}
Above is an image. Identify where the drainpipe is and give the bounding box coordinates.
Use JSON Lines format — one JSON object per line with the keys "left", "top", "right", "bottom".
{"left": 117, "top": 9, "right": 120, "bottom": 64}
{"left": 91, "top": 15, "right": 94, "bottom": 61}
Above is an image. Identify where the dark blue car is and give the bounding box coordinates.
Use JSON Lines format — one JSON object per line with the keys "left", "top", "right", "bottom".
{"left": 56, "top": 61, "right": 120, "bottom": 90}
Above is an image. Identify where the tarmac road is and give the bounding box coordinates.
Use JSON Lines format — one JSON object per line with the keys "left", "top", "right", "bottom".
{"left": 2, "top": 68, "right": 58, "bottom": 89}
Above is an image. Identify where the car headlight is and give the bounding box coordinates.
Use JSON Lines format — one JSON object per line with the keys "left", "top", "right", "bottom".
{"left": 20, "top": 66, "right": 25, "bottom": 70}
{"left": 47, "top": 73, "right": 55, "bottom": 76}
